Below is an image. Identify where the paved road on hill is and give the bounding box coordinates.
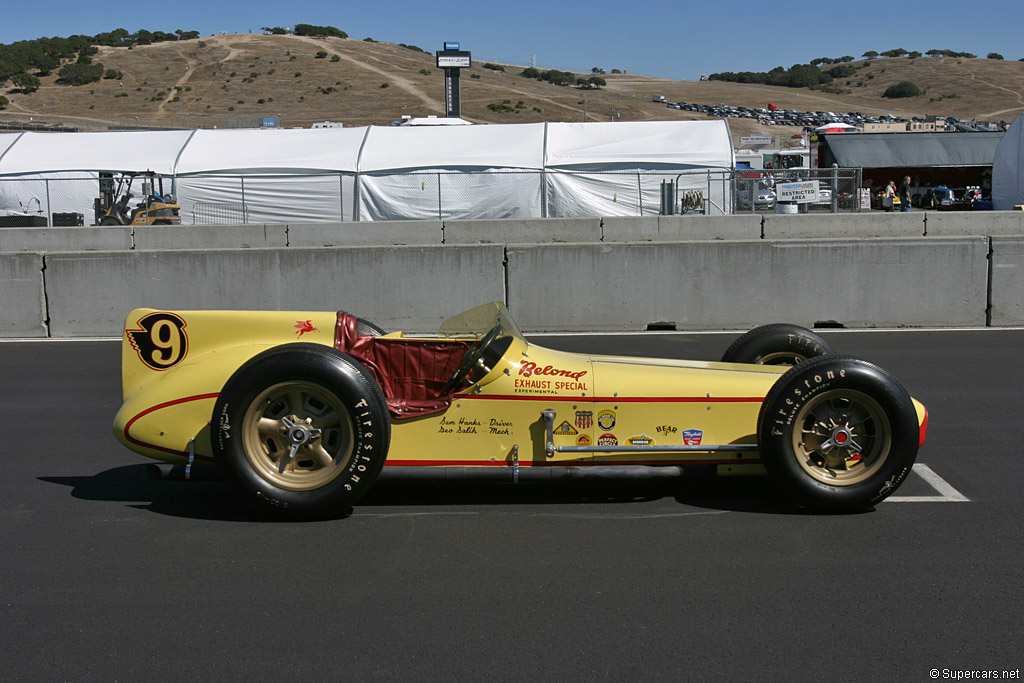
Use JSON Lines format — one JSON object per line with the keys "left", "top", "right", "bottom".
{"left": 1, "top": 330, "right": 1021, "bottom": 682}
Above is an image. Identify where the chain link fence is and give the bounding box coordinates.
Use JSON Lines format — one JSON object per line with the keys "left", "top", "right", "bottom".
{"left": 0, "top": 168, "right": 864, "bottom": 226}
{"left": 733, "top": 166, "right": 864, "bottom": 214}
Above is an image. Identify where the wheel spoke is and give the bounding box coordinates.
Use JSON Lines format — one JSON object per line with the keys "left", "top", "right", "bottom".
{"left": 307, "top": 443, "right": 335, "bottom": 468}
{"left": 287, "top": 389, "right": 307, "bottom": 416}
{"left": 256, "top": 416, "right": 283, "bottom": 441}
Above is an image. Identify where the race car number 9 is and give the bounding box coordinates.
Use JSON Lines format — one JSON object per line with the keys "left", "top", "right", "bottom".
{"left": 127, "top": 312, "right": 188, "bottom": 370}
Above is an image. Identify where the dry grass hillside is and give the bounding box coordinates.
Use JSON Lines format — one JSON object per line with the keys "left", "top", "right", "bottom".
{"left": 2, "top": 32, "right": 1023, "bottom": 146}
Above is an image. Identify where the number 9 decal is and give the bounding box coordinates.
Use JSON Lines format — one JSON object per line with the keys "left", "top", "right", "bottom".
{"left": 127, "top": 312, "right": 188, "bottom": 370}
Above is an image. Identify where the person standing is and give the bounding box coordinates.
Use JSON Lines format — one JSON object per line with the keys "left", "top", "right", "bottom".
{"left": 898, "top": 175, "right": 912, "bottom": 212}
{"left": 883, "top": 180, "right": 897, "bottom": 211}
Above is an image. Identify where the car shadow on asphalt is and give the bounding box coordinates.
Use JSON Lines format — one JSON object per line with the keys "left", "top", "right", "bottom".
{"left": 38, "top": 463, "right": 826, "bottom": 521}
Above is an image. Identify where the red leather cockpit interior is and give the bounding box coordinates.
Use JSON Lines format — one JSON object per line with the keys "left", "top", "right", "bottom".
{"left": 334, "top": 312, "right": 470, "bottom": 418}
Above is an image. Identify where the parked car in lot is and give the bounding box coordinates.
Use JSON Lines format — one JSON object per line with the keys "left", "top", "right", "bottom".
{"left": 736, "top": 180, "right": 777, "bottom": 211}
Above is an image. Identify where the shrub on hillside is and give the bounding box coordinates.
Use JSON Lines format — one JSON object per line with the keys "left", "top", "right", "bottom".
{"left": 294, "top": 24, "right": 347, "bottom": 39}
{"left": 883, "top": 81, "right": 922, "bottom": 98}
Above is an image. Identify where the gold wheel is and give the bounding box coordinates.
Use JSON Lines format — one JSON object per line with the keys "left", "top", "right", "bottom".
{"left": 240, "top": 380, "right": 354, "bottom": 491}
{"left": 756, "top": 350, "right": 809, "bottom": 366}
{"left": 791, "top": 389, "right": 892, "bottom": 486}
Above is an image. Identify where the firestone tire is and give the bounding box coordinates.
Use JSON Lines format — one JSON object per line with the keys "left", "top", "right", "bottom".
{"left": 213, "top": 343, "right": 390, "bottom": 516}
{"left": 357, "top": 318, "right": 386, "bottom": 337}
{"left": 721, "top": 323, "right": 835, "bottom": 366}
{"left": 757, "top": 355, "right": 919, "bottom": 512}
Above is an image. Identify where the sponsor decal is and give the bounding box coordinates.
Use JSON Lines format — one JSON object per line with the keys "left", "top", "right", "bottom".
{"left": 127, "top": 312, "right": 188, "bottom": 371}
{"left": 294, "top": 320, "right": 318, "bottom": 338}
{"left": 597, "top": 410, "right": 616, "bottom": 430}
{"left": 598, "top": 433, "right": 618, "bottom": 446}
{"left": 625, "top": 434, "right": 656, "bottom": 446}
{"left": 656, "top": 425, "right": 678, "bottom": 435}
{"left": 682, "top": 429, "right": 703, "bottom": 446}
{"left": 519, "top": 361, "right": 587, "bottom": 380}
{"left": 554, "top": 421, "right": 579, "bottom": 436}
{"left": 576, "top": 435, "right": 592, "bottom": 447}
{"left": 575, "top": 411, "right": 593, "bottom": 429}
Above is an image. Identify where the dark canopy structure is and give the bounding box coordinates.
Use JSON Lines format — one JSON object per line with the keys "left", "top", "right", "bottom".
{"left": 817, "top": 131, "right": 1005, "bottom": 194}
{"left": 820, "top": 132, "right": 1003, "bottom": 168}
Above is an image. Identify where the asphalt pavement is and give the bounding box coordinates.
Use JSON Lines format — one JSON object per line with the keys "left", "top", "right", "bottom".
{"left": 1, "top": 330, "right": 1021, "bottom": 682}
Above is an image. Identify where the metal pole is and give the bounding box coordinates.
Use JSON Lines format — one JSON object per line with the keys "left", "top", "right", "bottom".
{"left": 437, "top": 172, "right": 443, "bottom": 220}
{"left": 637, "top": 172, "right": 643, "bottom": 216}
{"left": 240, "top": 176, "right": 247, "bottom": 223}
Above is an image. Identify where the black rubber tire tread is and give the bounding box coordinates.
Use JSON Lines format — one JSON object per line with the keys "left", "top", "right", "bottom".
{"left": 720, "top": 323, "right": 835, "bottom": 365}
{"left": 356, "top": 318, "right": 386, "bottom": 337}
{"left": 756, "top": 355, "right": 919, "bottom": 512}
{"left": 213, "top": 343, "right": 390, "bottom": 516}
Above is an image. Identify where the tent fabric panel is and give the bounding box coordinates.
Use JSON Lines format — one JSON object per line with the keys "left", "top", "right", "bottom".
{"left": 358, "top": 123, "right": 546, "bottom": 172}
{"left": 0, "top": 130, "right": 193, "bottom": 175}
{"left": 545, "top": 120, "right": 733, "bottom": 169}
{"left": 175, "top": 175, "right": 351, "bottom": 224}
{"left": 825, "top": 132, "right": 1004, "bottom": 168}
{"left": 175, "top": 127, "right": 367, "bottom": 174}
{"left": 992, "top": 114, "right": 1023, "bottom": 211}
{"left": 0, "top": 133, "right": 24, "bottom": 163}
{"left": 358, "top": 169, "right": 543, "bottom": 221}
{"left": 0, "top": 172, "right": 98, "bottom": 221}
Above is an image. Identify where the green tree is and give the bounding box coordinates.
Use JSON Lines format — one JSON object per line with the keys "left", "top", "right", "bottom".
{"left": 11, "top": 72, "right": 40, "bottom": 93}
{"left": 56, "top": 62, "right": 103, "bottom": 85}
{"left": 862, "top": 50, "right": 879, "bottom": 59}
{"left": 294, "top": 24, "right": 347, "bottom": 38}
{"left": 883, "top": 81, "right": 922, "bottom": 98}
{"left": 987, "top": 52, "right": 1004, "bottom": 60}
{"left": 0, "top": 95, "right": 8, "bottom": 109}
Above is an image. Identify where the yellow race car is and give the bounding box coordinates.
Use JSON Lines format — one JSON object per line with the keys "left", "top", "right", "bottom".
{"left": 113, "top": 302, "right": 927, "bottom": 515}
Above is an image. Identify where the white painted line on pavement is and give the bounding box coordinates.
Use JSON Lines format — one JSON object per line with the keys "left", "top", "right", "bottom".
{"left": 885, "top": 463, "right": 969, "bottom": 503}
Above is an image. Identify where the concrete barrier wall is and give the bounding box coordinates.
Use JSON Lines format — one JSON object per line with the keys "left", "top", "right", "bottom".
{"left": 926, "top": 211, "right": 1024, "bottom": 237}
{"left": 3, "top": 212, "right": 1023, "bottom": 337}
{"left": 990, "top": 237, "right": 1024, "bottom": 326}
{"left": 3, "top": 211, "right": 1023, "bottom": 252}
{"left": 134, "top": 224, "right": 288, "bottom": 250}
{"left": 43, "top": 246, "right": 506, "bottom": 337}
{"left": 506, "top": 238, "right": 991, "bottom": 331}
{"left": 444, "top": 218, "right": 602, "bottom": 244}
{"left": 762, "top": 213, "right": 926, "bottom": 239}
{"left": 0, "top": 252, "right": 47, "bottom": 336}
{"left": 0, "top": 226, "right": 132, "bottom": 252}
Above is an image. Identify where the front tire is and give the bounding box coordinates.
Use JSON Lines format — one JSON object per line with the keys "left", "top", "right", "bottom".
{"left": 757, "top": 356, "right": 919, "bottom": 512}
{"left": 213, "top": 343, "right": 390, "bottom": 516}
{"left": 721, "top": 323, "right": 834, "bottom": 366}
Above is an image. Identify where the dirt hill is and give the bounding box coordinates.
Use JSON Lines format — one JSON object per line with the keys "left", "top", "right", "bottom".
{"left": 2, "top": 33, "right": 1023, "bottom": 146}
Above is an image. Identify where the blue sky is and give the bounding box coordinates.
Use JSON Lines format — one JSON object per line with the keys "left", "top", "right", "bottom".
{"left": 2, "top": 0, "right": 1022, "bottom": 81}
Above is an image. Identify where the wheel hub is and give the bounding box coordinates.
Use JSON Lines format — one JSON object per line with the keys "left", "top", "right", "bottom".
{"left": 279, "top": 415, "right": 323, "bottom": 473}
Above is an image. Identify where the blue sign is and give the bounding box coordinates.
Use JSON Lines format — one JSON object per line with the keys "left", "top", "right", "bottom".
{"left": 444, "top": 41, "right": 460, "bottom": 50}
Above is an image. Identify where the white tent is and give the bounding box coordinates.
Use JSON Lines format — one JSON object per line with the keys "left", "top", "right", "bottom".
{"left": 544, "top": 121, "right": 735, "bottom": 216}
{"left": 992, "top": 114, "right": 1023, "bottom": 211}
{"left": 0, "top": 120, "right": 734, "bottom": 223}
{"left": 358, "top": 123, "right": 546, "bottom": 220}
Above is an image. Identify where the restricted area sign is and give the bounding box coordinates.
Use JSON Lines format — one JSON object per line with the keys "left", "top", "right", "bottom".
{"left": 777, "top": 181, "right": 819, "bottom": 204}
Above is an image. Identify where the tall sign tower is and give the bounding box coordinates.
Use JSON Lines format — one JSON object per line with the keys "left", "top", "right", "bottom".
{"left": 435, "top": 41, "right": 471, "bottom": 119}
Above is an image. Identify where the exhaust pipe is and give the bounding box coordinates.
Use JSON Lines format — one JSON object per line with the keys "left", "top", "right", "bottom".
{"left": 378, "top": 465, "right": 684, "bottom": 483}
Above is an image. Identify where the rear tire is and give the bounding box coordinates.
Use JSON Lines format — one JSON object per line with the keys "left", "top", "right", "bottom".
{"left": 757, "top": 356, "right": 919, "bottom": 512}
{"left": 721, "top": 323, "right": 834, "bottom": 366}
{"left": 213, "top": 343, "right": 390, "bottom": 516}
